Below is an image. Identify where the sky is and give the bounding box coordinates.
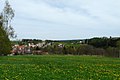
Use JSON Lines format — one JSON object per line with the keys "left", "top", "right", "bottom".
{"left": 0, "top": 0, "right": 120, "bottom": 40}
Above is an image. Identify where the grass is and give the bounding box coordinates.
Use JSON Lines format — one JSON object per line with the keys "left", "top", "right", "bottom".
{"left": 0, "top": 55, "right": 120, "bottom": 80}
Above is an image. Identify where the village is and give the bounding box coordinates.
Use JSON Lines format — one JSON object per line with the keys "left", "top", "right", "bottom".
{"left": 11, "top": 39, "right": 66, "bottom": 55}
{"left": 11, "top": 40, "right": 49, "bottom": 55}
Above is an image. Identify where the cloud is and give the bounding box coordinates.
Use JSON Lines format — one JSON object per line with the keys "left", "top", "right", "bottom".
{"left": 2, "top": 0, "right": 120, "bottom": 39}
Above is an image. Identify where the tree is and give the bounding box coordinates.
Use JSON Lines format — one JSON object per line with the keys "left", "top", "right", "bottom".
{"left": 0, "top": 16, "right": 11, "bottom": 55}
{"left": 1, "top": 0, "right": 16, "bottom": 38}
{"left": 0, "top": 0, "right": 16, "bottom": 55}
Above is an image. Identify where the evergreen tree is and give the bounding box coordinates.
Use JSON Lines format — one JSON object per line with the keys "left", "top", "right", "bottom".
{"left": 0, "top": 16, "right": 11, "bottom": 55}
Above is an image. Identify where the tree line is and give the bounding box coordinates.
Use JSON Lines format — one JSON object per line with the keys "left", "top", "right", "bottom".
{"left": 38, "top": 37, "right": 120, "bottom": 58}
{"left": 17, "top": 37, "right": 120, "bottom": 58}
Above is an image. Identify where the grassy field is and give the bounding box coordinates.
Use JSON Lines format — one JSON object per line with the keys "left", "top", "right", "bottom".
{"left": 0, "top": 55, "right": 120, "bottom": 80}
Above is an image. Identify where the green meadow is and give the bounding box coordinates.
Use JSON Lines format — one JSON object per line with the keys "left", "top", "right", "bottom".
{"left": 0, "top": 55, "right": 120, "bottom": 80}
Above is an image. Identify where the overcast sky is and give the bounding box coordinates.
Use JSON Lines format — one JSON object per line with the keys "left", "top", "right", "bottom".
{"left": 0, "top": 0, "right": 120, "bottom": 40}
